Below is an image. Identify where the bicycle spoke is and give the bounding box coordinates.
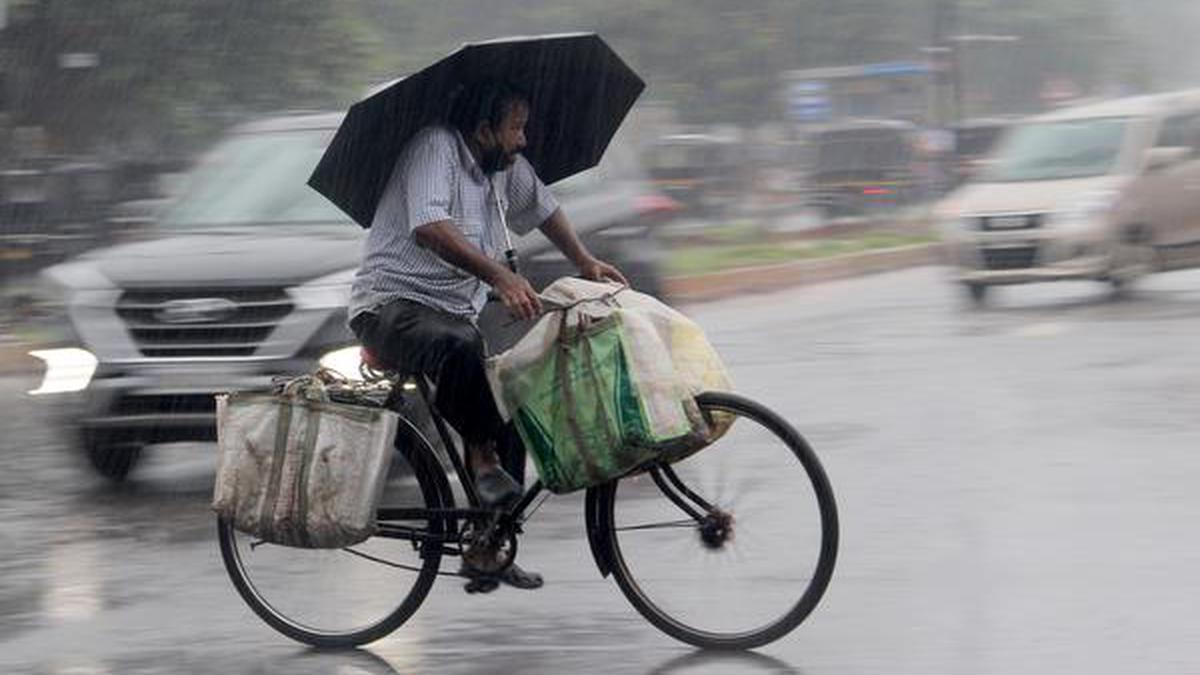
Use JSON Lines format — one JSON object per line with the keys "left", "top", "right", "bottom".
{"left": 720, "top": 468, "right": 758, "bottom": 509}
{"left": 614, "top": 518, "right": 697, "bottom": 532}
{"left": 339, "top": 546, "right": 426, "bottom": 575}
{"left": 605, "top": 392, "right": 839, "bottom": 648}
{"left": 217, "top": 432, "right": 447, "bottom": 647}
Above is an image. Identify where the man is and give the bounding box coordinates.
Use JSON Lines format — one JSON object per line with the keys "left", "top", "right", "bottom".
{"left": 347, "top": 80, "right": 626, "bottom": 591}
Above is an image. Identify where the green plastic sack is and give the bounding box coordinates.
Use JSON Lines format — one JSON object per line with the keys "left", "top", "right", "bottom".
{"left": 505, "top": 313, "right": 673, "bottom": 494}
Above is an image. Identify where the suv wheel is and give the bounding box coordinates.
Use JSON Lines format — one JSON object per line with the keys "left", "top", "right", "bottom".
{"left": 963, "top": 282, "right": 988, "bottom": 305}
{"left": 87, "top": 441, "right": 143, "bottom": 482}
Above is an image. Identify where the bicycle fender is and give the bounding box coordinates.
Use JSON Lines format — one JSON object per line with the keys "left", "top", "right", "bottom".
{"left": 584, "top": 482, "right": 615, "bottom": 578}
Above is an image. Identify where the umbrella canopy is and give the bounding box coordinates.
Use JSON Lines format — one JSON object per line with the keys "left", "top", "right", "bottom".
{"left": 308, "top": 32, "right": 645, "bottom": 228}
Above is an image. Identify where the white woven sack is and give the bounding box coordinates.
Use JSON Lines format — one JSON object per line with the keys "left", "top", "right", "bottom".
{"left": 487, "top": 278, "right": 733, "bottom": 448}
{"left": 213, "top": 388, "right": 399, "bottom": 548}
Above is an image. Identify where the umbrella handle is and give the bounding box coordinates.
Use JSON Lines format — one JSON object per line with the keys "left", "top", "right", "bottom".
{"left": 491, "top": 176, "right": 521, "bottom": 274}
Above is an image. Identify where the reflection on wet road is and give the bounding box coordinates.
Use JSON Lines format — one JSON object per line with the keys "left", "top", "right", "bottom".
{"left": 4, "top": 266, "right": 1200, "bottom": 673}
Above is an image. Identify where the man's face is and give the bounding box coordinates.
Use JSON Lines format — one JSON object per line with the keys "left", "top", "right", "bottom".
{"left": 478, "top": 101, "right": 528, "bottom": 173}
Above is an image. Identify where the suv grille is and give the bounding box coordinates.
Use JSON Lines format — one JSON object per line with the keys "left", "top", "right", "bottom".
{"left": 113, "top": 393, "right": 218, "bottom": 416}
{"left": 978, "top": 213, "right": 1043, "bottom": 231}
{"left": 980, "top": 245, "right": 1038, "bottom": 270}
{"left": 115, "top": 287, "right": 294, "bottom": 357}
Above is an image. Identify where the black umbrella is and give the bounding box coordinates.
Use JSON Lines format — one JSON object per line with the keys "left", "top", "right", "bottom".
{"left": 308, "top": 32, "right": 645, "bottom": 229}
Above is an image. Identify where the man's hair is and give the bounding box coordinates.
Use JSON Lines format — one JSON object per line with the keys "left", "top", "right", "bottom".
{"left": 447, "top": 79, "right": 530, "bottom": 135}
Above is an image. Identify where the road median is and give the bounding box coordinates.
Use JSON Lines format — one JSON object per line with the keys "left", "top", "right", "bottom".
{"left": 664, "top": 242, "right": 943, "bottom": 304}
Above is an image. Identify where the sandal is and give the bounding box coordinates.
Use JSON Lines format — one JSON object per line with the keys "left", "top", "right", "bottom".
{"left": 460, "top": 562, "right": 544, "bottom": 593}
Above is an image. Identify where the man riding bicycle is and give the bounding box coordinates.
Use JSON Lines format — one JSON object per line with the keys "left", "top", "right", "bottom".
{"left": 347, "top": 79, "right": 627, "bottom": 591}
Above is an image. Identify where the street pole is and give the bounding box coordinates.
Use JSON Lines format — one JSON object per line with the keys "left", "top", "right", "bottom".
{"left": 931, "top": 0, "right": 961, "bottom": 127}
{"left": 925, "top": 0, "right": 960, "bottom": 197}
{"left": 0, "top": 0, "right": 8, "bottom": 157}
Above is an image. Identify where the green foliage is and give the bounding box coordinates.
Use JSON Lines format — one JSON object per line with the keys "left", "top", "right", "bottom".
{"left": 666, "top": 231, "right": 935, "bottom": 276}
{"left": 3, "top": 0, "right": 378, "bottom": 156}
{"left": 352, "top": 0, "right": 1132, "bottom": 126}
{"left": 0, "top": 0, "right": 1167, "bottom": 156}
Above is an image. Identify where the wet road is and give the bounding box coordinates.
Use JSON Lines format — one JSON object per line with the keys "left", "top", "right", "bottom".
{"left": 3, "top": 266, "right": 1200, "bottom": 674}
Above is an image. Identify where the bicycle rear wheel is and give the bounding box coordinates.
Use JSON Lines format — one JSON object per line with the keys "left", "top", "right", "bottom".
{"left": 217, "top": 428, "right": 448, "bottom": 648}
{"left": 600, "top": 391, "right": 838, "bottom": 649}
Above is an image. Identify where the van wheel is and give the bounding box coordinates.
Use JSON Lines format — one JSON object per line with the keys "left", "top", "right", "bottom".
{"left": 963, "top": 282, "right": 988, "bottom": 305}
{"left": 1111, "top": 225, "right": 1156, "bottom": 293}
{"left": 87, "top": 442, "right": 143, "bottom": 482}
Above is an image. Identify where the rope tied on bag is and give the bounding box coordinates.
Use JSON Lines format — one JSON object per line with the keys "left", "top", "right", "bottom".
{"left": 215, "top": 368, "right": 403, "bottom": 548}
{"left": 272, "top": 367, "right": 395, "bottom": 409}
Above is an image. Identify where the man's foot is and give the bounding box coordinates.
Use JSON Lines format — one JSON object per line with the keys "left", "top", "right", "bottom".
{"left": 463, "top": 575, "right": 500, "bottom": 594}
{"left": 475, "top": 464, "right": 523, "bottom": 509}
{"left": 460, "top": 562, "right": 544, "bottom": 594}
{"left": 497, "top": 563, "right": 544, "bottom": 590}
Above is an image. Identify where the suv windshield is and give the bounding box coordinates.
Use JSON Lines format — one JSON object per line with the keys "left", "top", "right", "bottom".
{"left": 983, "top": 117, "right": 1130, "bottom": 182}
{"left": 160, "top": 126, "right": 345, "bottom": 228}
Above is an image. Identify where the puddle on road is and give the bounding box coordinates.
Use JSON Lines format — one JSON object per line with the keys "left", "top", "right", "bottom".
{"left": 43, "top": 536, "right": 105, "bottom": 624}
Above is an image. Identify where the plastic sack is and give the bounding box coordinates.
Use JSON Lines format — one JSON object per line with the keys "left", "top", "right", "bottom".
{"left": 486, "top": 279, "right": 734, "bottom": 493}
{"left": 541, "top": 278, "right": 737, "bottom": 462}
{"left": 212, "top": 372, "right": 400, "bottom": 548}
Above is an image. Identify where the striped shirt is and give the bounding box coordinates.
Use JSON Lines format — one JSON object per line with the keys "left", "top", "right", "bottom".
{"left": 348, "top": 125, "right": 560, "bottom": 322}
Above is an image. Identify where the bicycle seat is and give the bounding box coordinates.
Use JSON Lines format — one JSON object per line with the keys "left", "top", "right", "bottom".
{"left": 360, "top": 346, "right": 390, "bottom": 372}
{"left": 359, "top": 347, "right": 426, "bottom": 389}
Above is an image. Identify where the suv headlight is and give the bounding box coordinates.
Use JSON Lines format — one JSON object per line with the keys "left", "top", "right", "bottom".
{"left": 1047, "top": 190, "right": 1118, "bottom": 235}
{"left": 318, "top": 345, "right": 364, "bottom": 381}
{"left": 288, "top": 268, "right": 356, "bottom": 310}
{"left": 28, "top": 347, "right": 98, "bottom": 395}
{"left": 22, "top": 267, "right": 103, "bottom": 395}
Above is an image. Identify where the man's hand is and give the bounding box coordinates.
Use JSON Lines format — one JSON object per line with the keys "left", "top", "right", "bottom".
{"left": 538, "top": 210, "right": 628, "bottom": 287}
{"left": 414, "top": 221, "right": 542, "bottom": 320}
{"left": 579, "top": 256, "right": 628, "bottom": 286}
{"left": 492, "top": 268, "right": 543, "bottom": 321}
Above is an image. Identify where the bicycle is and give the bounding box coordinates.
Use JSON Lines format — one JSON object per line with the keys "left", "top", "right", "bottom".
{"left": 217, "top": 349, "right": 839, "bottom": 651}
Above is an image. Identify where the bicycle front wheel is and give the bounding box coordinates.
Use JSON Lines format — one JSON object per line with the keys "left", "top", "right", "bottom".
{"left": 600, "top": 391, "right": 839, "bottom": 650}
{"left": 217, "top": 431, "right": 448, "bottom": 648}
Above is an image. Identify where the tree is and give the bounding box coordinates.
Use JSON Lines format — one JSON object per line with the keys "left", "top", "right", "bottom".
{"left": 0, "top": 0, "right": 1162, "bottom": 156}
{"left": 2, "top": 0, "right": 378, "bottom": 157}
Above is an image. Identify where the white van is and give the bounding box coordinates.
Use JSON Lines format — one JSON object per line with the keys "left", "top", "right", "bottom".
{"left": 937, "top": 90, "right": 1200, "bottom": 302}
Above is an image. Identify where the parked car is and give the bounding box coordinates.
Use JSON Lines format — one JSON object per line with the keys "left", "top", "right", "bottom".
{"left": 643, "top": 133, "right": 745, "bottom": 219}
{"left": 28, "top": 111, "right": 677, "bottom": 480}
{"left": 937, "top": 90, "right": 1200, "bottom": 303}
{"left": 802, "top": 120, "right": 923, "bottom": 218}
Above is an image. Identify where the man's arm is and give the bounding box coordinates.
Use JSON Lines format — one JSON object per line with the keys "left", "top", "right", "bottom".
{"left": 413, "top": 221, "right": 543, "bottom": 320}
{"left": 538, "top": 208, "right": 629, "bottom": 285}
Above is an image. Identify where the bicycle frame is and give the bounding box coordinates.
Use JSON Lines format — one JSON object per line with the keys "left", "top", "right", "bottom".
{"left": 371, "top": 376, "right": 548, "bottom": 554}
{"left": 368, "top": 375, "right": 715, "bottom": 563}
{"left": 220, "top": 385, "right": 839, "bottom": 650}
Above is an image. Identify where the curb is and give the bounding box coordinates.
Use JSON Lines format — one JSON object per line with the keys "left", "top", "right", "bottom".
{"left": 663, "top": 243, "right": 944, "bottom": 304}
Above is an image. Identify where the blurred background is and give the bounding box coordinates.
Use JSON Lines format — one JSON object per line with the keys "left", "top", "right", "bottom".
{"left": 4, "top": 1, "right": 1200, "bottom": 674}
{"left": 4, "top": 1, "right": 1200, "bottom": 304}
{"left": 2, "top": 0, "right": 1200, "bottom": 281}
